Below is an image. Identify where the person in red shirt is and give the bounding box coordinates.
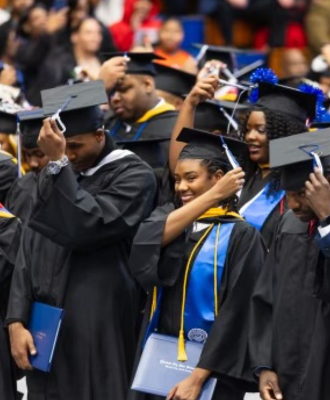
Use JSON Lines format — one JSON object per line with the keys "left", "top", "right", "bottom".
{"left": 110, "top": 0, "right": 161, "bottom": 51}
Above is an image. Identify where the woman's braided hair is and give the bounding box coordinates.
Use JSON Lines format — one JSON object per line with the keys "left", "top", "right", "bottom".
{"left": 240, "top": 106, "right": 307, "bottom": 196}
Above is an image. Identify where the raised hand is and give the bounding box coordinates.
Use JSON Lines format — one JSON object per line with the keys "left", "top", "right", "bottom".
{"left": 38, "top": 118, "right": 66, "bottom": 161}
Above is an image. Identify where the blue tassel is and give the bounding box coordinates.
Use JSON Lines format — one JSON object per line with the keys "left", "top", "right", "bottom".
{"left": 298, "top": 83, "right": 326, "bottom": 121}
{"left": 248, "top": 68, "right": 278, "bottom": 103}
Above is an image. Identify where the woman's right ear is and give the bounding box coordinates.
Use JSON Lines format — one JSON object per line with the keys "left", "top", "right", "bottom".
{"left": 215, "top": 169, "right": 225, "bottom": 181}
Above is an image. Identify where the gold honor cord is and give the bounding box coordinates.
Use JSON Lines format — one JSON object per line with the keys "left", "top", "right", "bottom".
{"left": 178, "top": 224, "right": 214, "bottom": 361}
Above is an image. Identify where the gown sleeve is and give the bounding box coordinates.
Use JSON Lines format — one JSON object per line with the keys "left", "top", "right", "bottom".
{"left": 5, "top": 225, "right": 32, "bottom": 325}
{"left": 313, "top": 231, "right": 330, "bottom": 303}
{"left": 28, "top": 162, "right": 157, "bottom": 250}
{"left": 0, "top": 216, "right": 22, "bottom": 318}
{"left": 129, "top": 203, "right": 186, "bottom": 292}
{"left": 197, "top": 224, "right": 267, "bottom": 390}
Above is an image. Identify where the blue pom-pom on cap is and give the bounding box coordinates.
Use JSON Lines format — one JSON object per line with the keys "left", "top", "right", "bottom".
{"left": 248, "top": 68, "right": 278, "bottom": 103}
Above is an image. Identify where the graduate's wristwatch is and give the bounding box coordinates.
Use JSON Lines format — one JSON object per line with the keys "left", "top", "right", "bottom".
{"left": 47, "top": 155, "right": 69, "bottom": 175}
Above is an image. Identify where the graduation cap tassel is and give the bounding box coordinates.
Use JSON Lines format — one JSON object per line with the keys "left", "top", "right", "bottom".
{"left": 311, "top": 151, "right": 324, "bottom": 174}
{"left": 220, "top": 107, "right": 239, "bottom": 132}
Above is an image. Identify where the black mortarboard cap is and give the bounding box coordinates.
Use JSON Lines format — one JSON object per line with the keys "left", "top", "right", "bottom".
{"left": 0, "top": 110, "right": 16, "bottom": 134}
{"left": 119, "top": 137, "right": 169, "bottom": 169}
{"left": 41, "top": 81, "right": 108, "bottom": 137}
{"left": 177, "top": 127, "right": 247, "bottom": 169}
{"left": 106, "top": 52, "right": 164, "bottom": 76}
{"left": 0, "top": 102, "right": 23, "bottom": 134}
{"left": 154, "top": 64, "right": 196, "bottom": 97}
{"left": 194, "top": 99, "right": 248, "bottom": 133}
{"left": 270, "top": 129, "right": 330, "bottom": 190}
{"left": 256, "top": 82, "right": 317, "bottom": 122}
{"left": 194, "top": 44, "right": 239, "bottom": 71}
{"left": 18, "top": 108, "right": 44, "bottom": 149}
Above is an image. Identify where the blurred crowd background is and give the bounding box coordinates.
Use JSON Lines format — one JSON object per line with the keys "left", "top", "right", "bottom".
{"left": 0, "top": 0, "right": 330, "bottom": 109}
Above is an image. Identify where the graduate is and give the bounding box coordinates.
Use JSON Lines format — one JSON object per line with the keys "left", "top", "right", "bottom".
{"left": 5, "top": 109, "right": 48, "bottom": 223}
{"left": 250, "top": 129, "right": 330, "bottom": 400}
{"left": 238, "top": 70, "right": 321, "bottom": 248}
{"left": 6, "top": 80, "right": 158, "bottom": 400}
{"left": 105, "top": 52, "right": 178, "bottom": 168}
{"left": 128, "top": 129, "right": 266, "bottom": 400}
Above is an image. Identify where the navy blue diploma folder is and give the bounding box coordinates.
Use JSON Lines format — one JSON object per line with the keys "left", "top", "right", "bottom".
{"left": 132, "top": 334, "right": 217, "bottom": 399}
{"left": 28, "top": 302, "right": 64, "bottom": 372}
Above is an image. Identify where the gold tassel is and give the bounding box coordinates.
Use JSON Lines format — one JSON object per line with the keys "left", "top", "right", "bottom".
{"left": 177, "top": 330, "right": 188, "bottom": 361}
{"left": 149, "top": 287, "right": 157, "bottom": 321}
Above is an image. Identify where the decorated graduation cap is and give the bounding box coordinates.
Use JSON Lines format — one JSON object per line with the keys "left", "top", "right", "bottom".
{"left": 270, "top": 129, "right": 330, "bottom": 190}
{"left": 18, "top": 108, "right": 44, "bottom": 149}
{"left": 106, "top": 52, "right": 164, "bottom": 76}
{"left": 154, "top": 64, "right": 196, "bottom": 97}
{"left": 249, "top": 68, "right": 325, "bottom": 122}
{"left": 41, "top": 80, "right": 108, "bottom": 137}
{"left": 119, "top": 137, "right": 169, "bottom": 169}
{"left": 177, "top": 127, "right": 246, "bottom": 171}
{"left": 194, "top": 99, "right": 248, "bottom": 133}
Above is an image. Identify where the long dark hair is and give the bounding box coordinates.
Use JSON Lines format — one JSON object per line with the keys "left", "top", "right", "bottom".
{"left": 240, "top": 106, "right": 307, "bottom": 195}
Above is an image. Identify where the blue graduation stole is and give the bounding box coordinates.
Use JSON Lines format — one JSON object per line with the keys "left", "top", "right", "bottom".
{"left": 183, "top": 223, "right": 234, "bottom": 341}
{"left": 239, "top": 183, "right": 285, "bottom": 231}
{"left": 145, "top": 221, "right": 236, "bottom": 361}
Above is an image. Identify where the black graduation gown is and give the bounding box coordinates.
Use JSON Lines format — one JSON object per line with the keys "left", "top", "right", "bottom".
{"left": 0, "top": 216, "right": 22, "bottom": 400}
{"left": 6, "top": 153, "right": 157, "bottom": 400}
{"left": 5, "top": 172, "right": 38, "bottom": 224}
{"left": 128, "top": 204, "right": 267, "bottom": 400}
{"left": 238, "top": 170, "right": 284, "bottom": 249}
{"left": 0, "top": 156, "right": 20, "bottom": 204}
{"left": 106, "top": 111, "right": 178, "bottom": 168}
{"left": 250, "top": 210, "right": 330, "bottom": 400}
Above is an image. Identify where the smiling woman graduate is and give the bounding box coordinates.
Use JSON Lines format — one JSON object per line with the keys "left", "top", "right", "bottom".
{"left": 128, "top": 128, "right": 266, "bottom": 400}
{"left": 238, "top": 69, "right": 322, "bottom": 248}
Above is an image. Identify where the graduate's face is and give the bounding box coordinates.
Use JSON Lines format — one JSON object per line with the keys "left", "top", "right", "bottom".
{"left": 245, "top": 111, "right": 269, "bottom": 165}
{"left": 110, "top": 75, "right": 156, "bottom": 122}
{"left": 65, "top": 130, "right": 105, "bottom": 172}
{"left": 23, "top": 147, "right": 48, "bottom": 174}
{"left": 286, "top": 189, "right": 315, "bottom": 222}
{"left": 174, "top": 159, "right": 223, "bottom": 205}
